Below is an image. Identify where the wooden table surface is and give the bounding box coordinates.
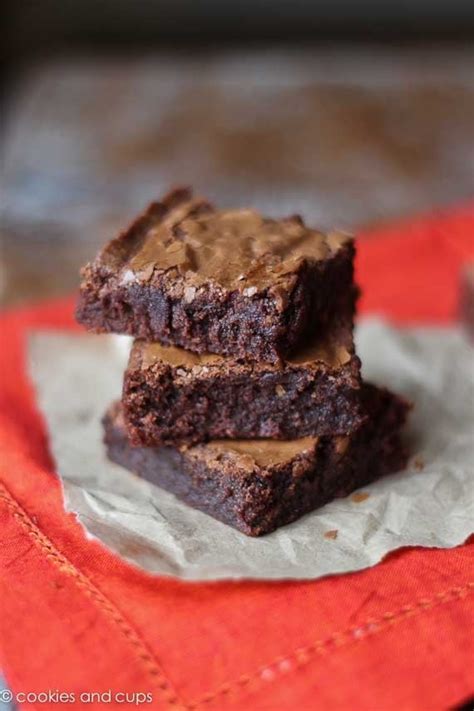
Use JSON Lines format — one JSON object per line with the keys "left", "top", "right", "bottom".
{"left": 2, "top": 47, "right": 474, "bottom": 306}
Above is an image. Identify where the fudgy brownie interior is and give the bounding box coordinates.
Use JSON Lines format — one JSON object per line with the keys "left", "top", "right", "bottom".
{"left": 123, "top": 324, "right": 364, "bottom": 446}
{"left": 77, "top": 187, "right": 355, "bottom": 362}
{"left": 104, "top": 383, "right": 410, "bottom": 536}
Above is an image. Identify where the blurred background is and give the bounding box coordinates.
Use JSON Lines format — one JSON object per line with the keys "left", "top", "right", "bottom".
{"left": 1, "top": 0, "right": 474, "bottom": 306}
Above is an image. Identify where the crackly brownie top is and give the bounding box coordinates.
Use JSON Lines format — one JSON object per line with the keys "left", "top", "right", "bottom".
{"left": 186, "top": 436, "right": 320, "bottom": 469}
{"left": 186, "top": 433, "right": 354, "bottom": 470}
{"left": 113, "top": 187, "right": 352, "bottom": 293}
{"left": 131, "top": 334, "right": 352, "bottom": 371}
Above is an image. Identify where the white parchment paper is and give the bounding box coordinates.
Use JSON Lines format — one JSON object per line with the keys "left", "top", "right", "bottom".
{"left": 28, "top": 321, "right": 474, "bottom": 581}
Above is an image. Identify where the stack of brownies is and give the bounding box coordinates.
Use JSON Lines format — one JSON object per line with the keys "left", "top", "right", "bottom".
{"left": 77, "top": 187, "right": 410, "bottom": 536}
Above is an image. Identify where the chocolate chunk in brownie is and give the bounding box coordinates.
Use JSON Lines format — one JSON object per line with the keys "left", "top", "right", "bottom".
{"left": 104, "top": 383, "right": 410, "bottom": 536}
{"left": 77, "top": 187, "right": 355, "bottom": 362}
{"left": 123, "top": 326, "right": 363, "bottom": 446}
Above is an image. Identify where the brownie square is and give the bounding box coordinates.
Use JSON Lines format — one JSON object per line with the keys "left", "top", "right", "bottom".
{"left": 77, "top": 187, "right": 355, "bottom": 362}
{"left": 123, "top": 326, "right": 363, "bottom": 446}
{"left": 104, "top": 383, "right": 410, "bottom": 536}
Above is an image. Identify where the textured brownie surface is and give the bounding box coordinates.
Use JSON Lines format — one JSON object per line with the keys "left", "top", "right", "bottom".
{"left": 77, "top": 187, "right": 355, "bottom": 362}
{"left": 104, "top": 383, "right": 410, "bottom": 536}
{"left": 123, "top": 327, "right": 363, "bottom": 446}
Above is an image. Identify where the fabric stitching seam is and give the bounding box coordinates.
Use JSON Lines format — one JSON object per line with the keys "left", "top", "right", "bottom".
{"left": 187, "top": 582, "right": 474, "bottom": 708}
{"left": 0, "top": 483, "right": 186, "bottom": 710}
{"left": 2, "top": 481, "right": 472, "bottom": 711}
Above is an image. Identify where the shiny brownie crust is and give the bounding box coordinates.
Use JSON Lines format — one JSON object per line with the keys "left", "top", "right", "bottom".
{"left": 76, "top": 188, "right": 355, "bottom": 362}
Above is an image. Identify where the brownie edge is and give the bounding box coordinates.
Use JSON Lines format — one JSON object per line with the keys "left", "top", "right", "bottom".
{"left": 77, "top": 187, "right": 356, "bottom": 362}
{"left": 103, "top": 383, "right": 410, "bottom": 536}
{"left": 122, "top": 334, "right": 364, "bottom": 446}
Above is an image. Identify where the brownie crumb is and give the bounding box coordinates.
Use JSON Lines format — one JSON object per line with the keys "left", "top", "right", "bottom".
{"left": 324, "top": 529, "right": 339, "bottom": 540}
{"left": 351, "top": 492, "right": 370, "bottom": 503}
{"left": 412, "top": 456, "right": 425, "bottom": 472}
{"left": 460, "top": 262, "right": 474, "bottom": 341}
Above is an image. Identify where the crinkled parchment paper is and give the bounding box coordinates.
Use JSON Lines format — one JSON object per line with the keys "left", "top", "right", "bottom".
{"left": 28, "top": 321, "right": 474, "bottom": 581}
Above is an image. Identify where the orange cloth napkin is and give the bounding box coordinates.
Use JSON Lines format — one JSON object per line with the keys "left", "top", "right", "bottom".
{"left": 1, "top": 203, "right": 473, "bottom": 710}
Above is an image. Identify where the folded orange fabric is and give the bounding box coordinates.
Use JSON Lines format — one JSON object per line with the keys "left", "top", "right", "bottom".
{"left": 1, "top": 203, "right": 473, "bottom": 711}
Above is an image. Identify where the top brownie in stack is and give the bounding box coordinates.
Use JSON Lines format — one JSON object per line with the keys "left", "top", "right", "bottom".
{"left": 77, "top": 187, "right": 355, "bottom": 362}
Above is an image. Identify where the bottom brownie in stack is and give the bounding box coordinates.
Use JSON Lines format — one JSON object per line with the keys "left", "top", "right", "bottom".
{"left": 103, "top": 383, "right": 410, "bottom": 536}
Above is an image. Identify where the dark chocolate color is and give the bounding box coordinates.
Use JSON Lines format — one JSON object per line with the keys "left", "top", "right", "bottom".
{"left": 77, "top": 187, "right": 355, "bottom": 362}
{"left": 104, "top": 383, "right": 410, "bottom": 536}
{"left": 123, "top": 327, "right": 363, "bottom": 446}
